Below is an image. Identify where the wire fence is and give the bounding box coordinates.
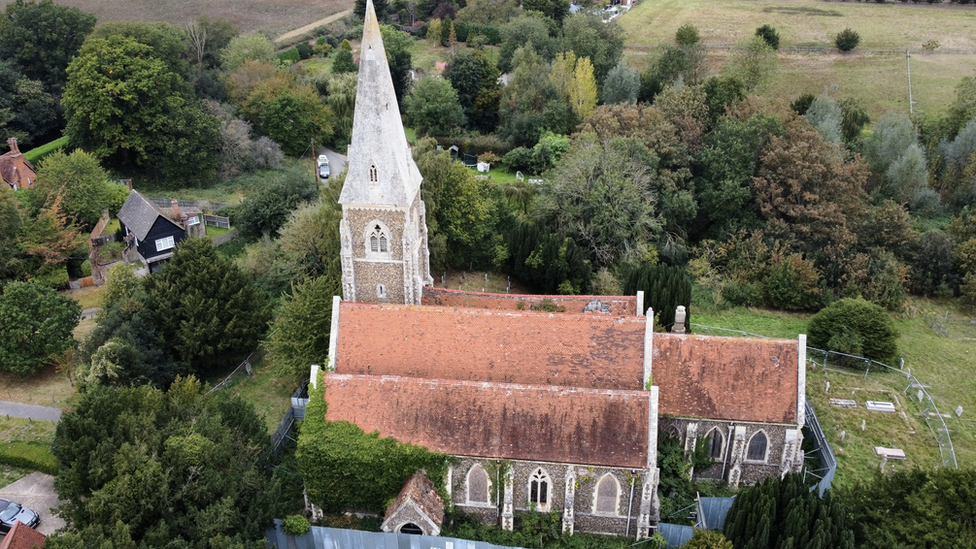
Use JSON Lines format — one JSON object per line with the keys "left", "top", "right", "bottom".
{"left": 689, "top": 323, "right": 959, "bottom": 470}
{"left": 803, "top": 400, "right": 837, "bottom": 497}
{"left": 207, "top": 349, "right": 267, "bottom": 394}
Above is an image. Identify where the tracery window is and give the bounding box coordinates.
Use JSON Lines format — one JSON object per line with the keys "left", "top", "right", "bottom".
{"left": 528, "top": 468, "right": 551, "bottom": 511}
{"left": 366, "top": 222, "right": 391, "bottom": 257}
{"left": 747, "top": 431, "right": 768, "bottom": 462}
{"left": 594, "top": 474, "right": 619, "bottom": 515}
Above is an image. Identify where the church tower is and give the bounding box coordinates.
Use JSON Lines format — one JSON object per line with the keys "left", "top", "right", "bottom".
{"left": 339, "top": 0, "right": 432, "bottom": 305}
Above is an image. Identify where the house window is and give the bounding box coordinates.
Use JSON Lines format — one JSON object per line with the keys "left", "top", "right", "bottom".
{"left": 155, "top": 236, "right": 175, "bottom": 252}
{"left": 528, "top": 468, "right": 551, "bottom": 511}
{"left": 594, "top": 474, "right": 619, "bottom": 515}
{"left": 706, "top": 429, "right": 724, "bottom": 459}
{"left": 366, "top": 222, "right": 391, "bottom": 257}
{"left": 747, "top": 431, "right": 768, "bottom": 462}
{"left": 466, "top": 465, "right": 490, "bottom": 504}
{"left": 369, "top": 164, "right": 378, "bottom": 183}
{"left": 377, "top": 284, "right": 387, "bottom": 299}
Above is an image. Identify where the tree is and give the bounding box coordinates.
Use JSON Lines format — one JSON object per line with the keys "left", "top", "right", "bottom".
{"left": 0, "top": 281, "right": 79, "bottom": 376}
{"left": 602, "top": 60, "right": 640, "bottom": 105}
{"left": 331, "top": 48, "right": 358, "bottom": 74}
{"left": 51, "top": 378, "right": 285, "bottom": 548}
{"left": 623, "top": 263, "right": 691, "bottom": 331}
{"left": 497, "top": 45, "right": 567, "bottom": 147}
{"left": 702, "top": 75, "right": 746, "bottom": 124}
{"left": 380, "top": 25, "right": 413, "bottom": 108}
{"left": 0, "top": 0, "right": 96, "bottom": 91}
{"left": 145, "top": 238, "right": 269, "bottom": 374}
{"left": 63, "top": 35, "right": 220, "bottom": 181}
{"left": 685, "top": 529, "right": 733, "bottom": 549}
{"left": 0, "top": 186, "right": 24, "bottom": 284}
{"left": 722, "top": 35, "right": 778, "bottom": 92}
{"left": 445, "top": 50, "right": 501, "bottom": 132}
{"left": 561, "top": 14, "right": 625, "bottom": 84}
{"left": 220, "top": 33, "right": 276, "bottom": 72}
{"left": 18, "top": 198, "right": 85, "bottom": 288}
{"left": 185, "top": 16, "right": 238, "bottom": 73}
{"left": 232, "top": 166, "right": 320, "bottom": 240}
{"left": 807, "top": 297, "right": 898, "bottom": 363}
{"left": 755, "top": 24, "right": 780, "bottom": 50}
{"left": 0, "top": 60, "right": 59, "bottom": 146}
{"left": 267, "top": 274, "right": 341, "bottom": 383}
{"left": 355, "top": 0, "right": 389, "bottom": 18}
{"left": 569, "top": 57, "right": 597, "bottom": 120}
{"left": 839, "top": 97, "right": 870, "bottom": 143}
{"left": 324, "top": 71, "right": 358, "bottom": 147}
{"left": 497, "top": 15, "right": 556, "bottom": 73}
{"left": 32, "top": 149, "right": 113, "bottom": 230}
{"left": 88, "top": 22, "right": 190, "bottom": 76}
{"left": 249, "top": 84, "right": 333, "bottom": 156}
{"left": 805, "top": 92, "right": 843, "bottom": 144}
{"left": 405, "top": 77, "right": 466, "bottom": 137}
{"left": 675, "top": 24, "right": 701, "bottom": 47}
{"left": 538, "top": 134, "right": 663, "bottom": 267}
{"left": 835, "top": 28, "right": 860, "bottom": 52}
{"left": 639, "top": 46, "right": 693, "bottom": 102}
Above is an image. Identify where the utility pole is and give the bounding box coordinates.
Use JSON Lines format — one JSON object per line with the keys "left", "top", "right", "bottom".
{"left": 907, "top": 49, "right": 915, "bottom": 115}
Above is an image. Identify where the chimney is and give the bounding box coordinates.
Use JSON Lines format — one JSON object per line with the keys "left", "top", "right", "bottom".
{"left": 171, "top": 199, "right": 182, "bottom": 225}
{"left": 7, "top": 137, "right": 19, "bottom": 155}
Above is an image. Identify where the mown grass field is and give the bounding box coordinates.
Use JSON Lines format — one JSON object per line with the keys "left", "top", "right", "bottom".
{"left": 0, "top": 0, "right": 354, "bottom": 37}
{"left": 694, "top": 296, "right": 976, "bottom": 489}
{"left": 619, "top": 0, "right": 976, "bottom": 118}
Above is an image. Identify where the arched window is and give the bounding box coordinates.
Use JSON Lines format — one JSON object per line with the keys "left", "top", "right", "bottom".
{"left": 706, "top": 429, "right": 724, "bottom": 459}
{"left": 466, "top": 465, "right": 490, "bottom": 504}
{"left": 528, "top": 468, "right": 551, "bottom": 511}
{"left": 594, "top": 474, "right": 619, "bottom": 515}
{"left": 369, "top": 164, "right": 378, "bottom": 183}
{"left": 399, "top": 523, "right": 422, "bottom": 535}
{"left": 747, "top": 431, "right": 768, "bottom": 462}
{"left": 365, "top": 222, "right": 391, "bottom": 257}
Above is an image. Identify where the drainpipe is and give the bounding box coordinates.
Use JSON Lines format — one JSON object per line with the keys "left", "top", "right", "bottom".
{"left": 625, "top": 471, "right": 637, "bottom": 537}
{"left": 720, "top": 423, "right": 733, "bottom": 480}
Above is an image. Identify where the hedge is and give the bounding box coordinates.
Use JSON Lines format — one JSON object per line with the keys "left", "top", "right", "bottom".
{"left": 0, "top": 442, "right": 59, "bottom": 474}
{"left": 23, "top": 136, "right": 69, "bottom": 164}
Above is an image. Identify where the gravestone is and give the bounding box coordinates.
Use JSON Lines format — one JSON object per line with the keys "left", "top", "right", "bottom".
{"left": 957, "top": 406, "right": 964, "bottom": 417}
{"left": 866, "top": 401, "right": 897, "bottom": 413}
{"left": 830, "top": 398, "right": 857, "bottom": 408}
{"left": 861, "top": 419, "right": 866, "bottom": 431}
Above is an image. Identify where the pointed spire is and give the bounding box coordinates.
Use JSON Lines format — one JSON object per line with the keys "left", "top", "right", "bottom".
{"left": 339, "top": 0, "right": 422, "bottom": 208}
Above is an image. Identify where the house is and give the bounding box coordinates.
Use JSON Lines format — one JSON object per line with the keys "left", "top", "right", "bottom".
{"left": 116, "top": 190, "right": 186, "bottom": 270}
{"left": 0, "top": 520, "right": 46, "bottom": 549}
{"left": 0, "top": 138, "right": 37, "bottom": 191}
{"left": 313, "top": 0, "right": 807, "bottom": 540}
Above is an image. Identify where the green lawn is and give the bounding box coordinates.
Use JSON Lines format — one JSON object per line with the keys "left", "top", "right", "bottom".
{"left": 206, "top": 224, "right": 232, "bottom": 237}
{"left": 101, "top": 218, "right": 120, "bottom": 237}
{"left": 215, "top": 354, "right": 299, "bottom": 434}
{"left": 618, "top": 0, "right": 976, "bottom": 119}
{"left": 691, "top": 297, "right": 976, "bottom": 488}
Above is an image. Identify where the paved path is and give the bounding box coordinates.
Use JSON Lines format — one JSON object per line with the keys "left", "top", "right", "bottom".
{"left": 0, "top": 473, "right": 66, "bottom": 535}
{"left": 81, "top": 307, "right": 100, "bottom": 320}
{"left": 320, "top": 147, "right": 348, "bottom": 178}
{"left": 0, "top": 401, "right": 60, "bottom": 421}
{"left": 274, "top": 9, "right": 353, "bottom": 44}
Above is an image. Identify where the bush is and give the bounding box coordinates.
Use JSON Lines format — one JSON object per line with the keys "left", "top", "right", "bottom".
{"left": 278, "top": 48, "right": 301, "bottom": 64}
{"left": 755, "top": 24, "right": 780, "bottom": 50}
{"left": 80, "top": 259, "right": 92, "bottom": 277}
{"left": 282, "top": 515, "right": 311, "bottom": 536}
{"left": 675, "top": 24, "right": 700, "bottom": 46}
{"left": 100, "top": 241, "right": 125, "bottom": 262}
{"left": 296, "top": 42, "right": 314, "bottom": 59}
{"left": 835, "top": 28, "right": 861, "bottom": 52}
{"left": 807, "top": 297, "right": 898, "bottom": 364}
{"left": 0, "top": 442, "right": 59, "bottom": 474}
{"left": 502, "top": 147, "right": 534, "bottom": 172}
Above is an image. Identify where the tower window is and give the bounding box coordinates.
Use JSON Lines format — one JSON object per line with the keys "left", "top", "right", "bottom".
{"left": 365, "top": 221, "right": 392, "bottom": 258}
{"left": 369, "top": 164, "right": 378, "bottom": 183}
{"left": 377, "top": 284, "right": 387, "bottom": 299}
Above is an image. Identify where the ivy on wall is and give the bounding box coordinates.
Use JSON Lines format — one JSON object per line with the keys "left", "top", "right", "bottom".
{"left": 296, "top": 376, "right": 449, "bottom": 514}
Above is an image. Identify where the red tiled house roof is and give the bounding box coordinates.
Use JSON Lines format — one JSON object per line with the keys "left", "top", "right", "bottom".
{"left": 0, "top": 138, "right": 37, "bottom": 190}
{"left": 333, "top": 302, "right": 647, "bottom": 390}
{"left": 323, "top": 374, "right": 651, "bottom": 468}
{"left": 653, "top": 334, "right": 799, "bottom": 424}
{"left": 422, "top": 287, "right": 639, "bottom": 316}
{"left": 0, "top": 521, "right": 46, "bottom": 549}
{"left": 382, "top": 470, "right": 445, "bottom": 529}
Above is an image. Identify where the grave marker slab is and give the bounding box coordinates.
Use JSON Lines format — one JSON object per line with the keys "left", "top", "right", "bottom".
{"left": 866, "top": 401, "right": 897, "bottom": 413}
{"left": 830, "top": 398, "right": 857, "bottom": 408}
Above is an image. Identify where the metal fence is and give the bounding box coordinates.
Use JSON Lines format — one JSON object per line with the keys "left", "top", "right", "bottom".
{"left": 207, "top": 349, "right": 267, "bottom": 394}
{"left": 269, "top": 382, "right": 309, "bottom": 458}
{"left": 689, "top": 323, "right": 959, "bottom": 471}
{"left": 148, "top": 198, "right": 233, "bottom": 212}
{"left": 803, "top": 400, "right": 837, "bottom": 497}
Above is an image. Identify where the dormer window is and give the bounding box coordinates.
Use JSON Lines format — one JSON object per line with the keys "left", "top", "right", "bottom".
{"left": 365, "top": 221, "right": 392, "bottom": 258}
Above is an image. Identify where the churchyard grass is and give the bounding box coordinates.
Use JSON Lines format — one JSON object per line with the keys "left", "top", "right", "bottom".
{"left": 618, "top": 0, "right": 976, "bottom": 119}
{"left": 217, "top": 355, "right": 297, "bottom": 434}
{"left": 692, "top": 296, "right": 976, "bottom": 488}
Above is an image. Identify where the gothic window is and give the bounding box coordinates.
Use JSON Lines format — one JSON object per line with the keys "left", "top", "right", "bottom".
{"left": 365, "top": 221, "right": 391, "bottom": 258}
{"left": 594, "top": 474, "right": 619, "bottom": 515}
{"left": 706, "top": 428, "right": 724, "bottom": 459}
{"left": 528, "top": 468, "right": 551, "bottom": 511}
{"left": 747, "top": 431, "right": 768, "bottom": 462}
{"left": 369, "top": 164, "right": 378, "bottom": 183}
{"left": 466, "top": 465, "right": 490, "bottom": 504}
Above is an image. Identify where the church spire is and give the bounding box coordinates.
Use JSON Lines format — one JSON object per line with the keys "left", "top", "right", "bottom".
{"left": 339, "top": 0, "right": 422, "bottom": 208}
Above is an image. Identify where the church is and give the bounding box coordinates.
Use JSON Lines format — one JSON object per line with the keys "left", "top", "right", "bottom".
{"left": 312, "top": 0, "right": 807, "bottom": 539}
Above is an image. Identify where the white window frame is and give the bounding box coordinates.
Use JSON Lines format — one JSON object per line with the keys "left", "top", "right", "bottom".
{"left": 155, "top": 235, "right": 176, "bottom": 252}
{"left": 527, "top": 468, "right": 551, "bottom": 512}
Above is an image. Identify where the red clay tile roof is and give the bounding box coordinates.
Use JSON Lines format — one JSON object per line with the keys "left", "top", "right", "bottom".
{"left": 383, "top": 470, "right": 445, "bottom": 528}
{"left": 653, "top": 334, "right": 799, "bottom": 424}
{"left": 422, "top": 288, "right": 638, "bottom": 316}
{"left": 334, "top": 302, "right": 646, "bottom": 390}
{"left": 0, "top": 521, "right": 45, "bottom": 549}
{"left": 323, "top": 374, "right": 650, "bottom": 468}
{"left": 0, "top": 151, "right": 36, "bottom": 190}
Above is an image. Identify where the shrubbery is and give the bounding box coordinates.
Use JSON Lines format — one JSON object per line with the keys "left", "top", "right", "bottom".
{"left": 835, "top": 28, "right": 861, "bottom": 52}
{"left": 0, "top": 442, "right": 59, "bottom": 474}
{"left": 807, "top": 298, "right": 898, "bottom": 364}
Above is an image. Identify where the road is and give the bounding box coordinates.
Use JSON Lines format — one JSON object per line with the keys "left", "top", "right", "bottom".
{"left": 319, "top": 147, "right": 348, "bottom": 179}
{"left": 274, "top": 9, "right": 353, "bottom": 44}
{"left": 0, "top": 400, "right": 60, "bottom": 421}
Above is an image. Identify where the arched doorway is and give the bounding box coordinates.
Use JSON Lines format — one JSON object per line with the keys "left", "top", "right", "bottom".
{"left": 399, "top": 523, "right": 423, "bottom": 535}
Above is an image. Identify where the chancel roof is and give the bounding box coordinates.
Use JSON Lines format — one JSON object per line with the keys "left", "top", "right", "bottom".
{"left": 653, "top": 334, "right": 799, "bottom": 424}
{"left": 324, "top": 374, "right": 651, "bottom": 468}
{"left": 339, "top": 0, "right": 422, "bottom": 207}
{"left": 333, "top": 301, "right": 647, "bottom": 390}
{"left": 422, "top": 287, "right": 638, "bottom": 316}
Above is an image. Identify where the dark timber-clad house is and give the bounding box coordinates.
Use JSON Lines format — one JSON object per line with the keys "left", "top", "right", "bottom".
{"left": 117, "top": 190, "right": 186, "bottom": 270}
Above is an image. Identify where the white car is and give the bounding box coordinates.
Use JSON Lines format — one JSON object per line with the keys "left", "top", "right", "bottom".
{"left": 317, "top": 154, "right": 330, "bottom": 179}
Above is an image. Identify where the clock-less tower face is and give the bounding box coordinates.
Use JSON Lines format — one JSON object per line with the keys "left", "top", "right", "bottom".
{"left": 338, "top": 0, "right": 431, "bottom": 305}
